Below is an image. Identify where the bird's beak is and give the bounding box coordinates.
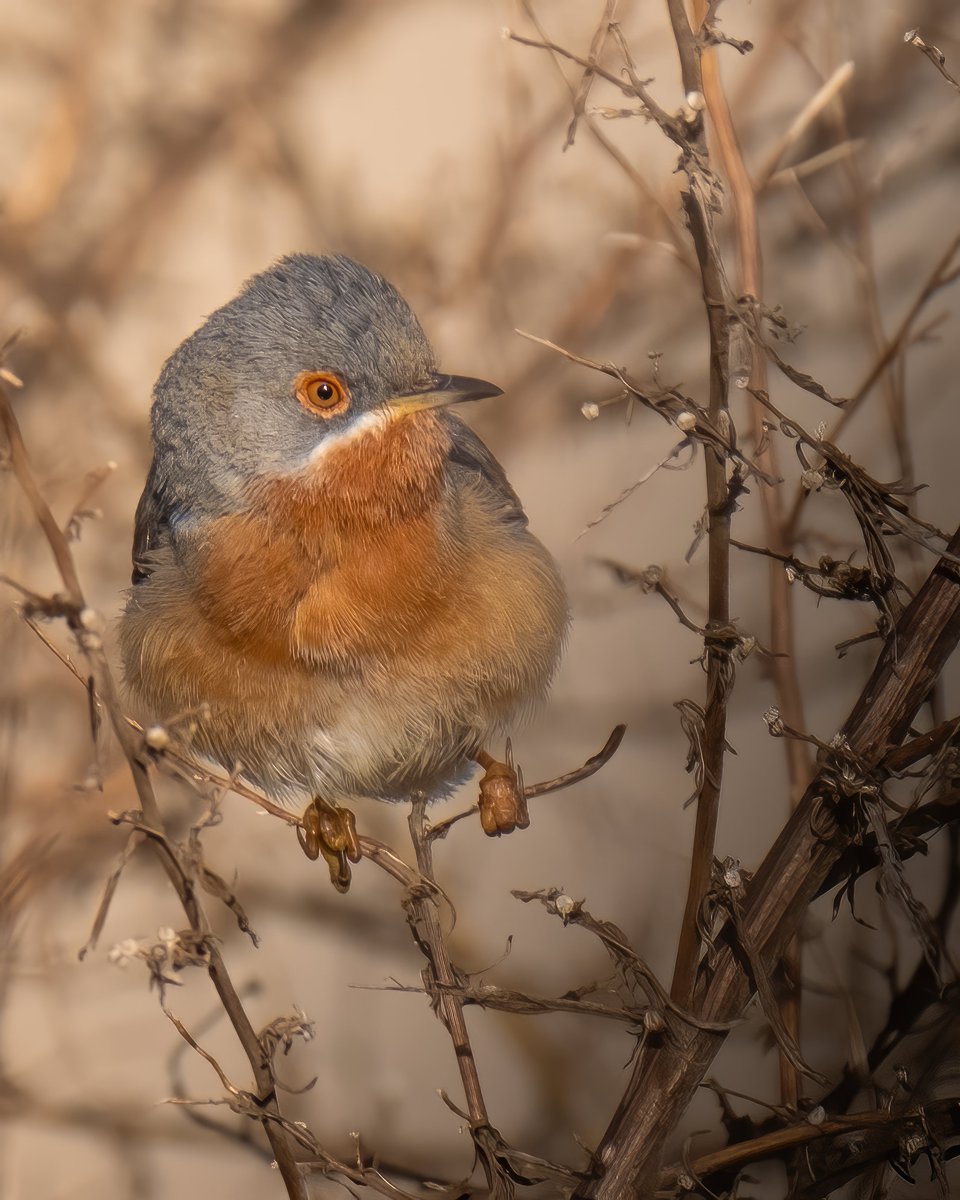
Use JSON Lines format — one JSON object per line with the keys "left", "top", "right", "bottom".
{"left": 387, "top": 372, "right": 504, "bottom": 414}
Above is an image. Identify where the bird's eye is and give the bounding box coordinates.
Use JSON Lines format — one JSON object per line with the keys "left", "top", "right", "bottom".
{"left": 295, "top": 371, "right": 349, "bottom": 418}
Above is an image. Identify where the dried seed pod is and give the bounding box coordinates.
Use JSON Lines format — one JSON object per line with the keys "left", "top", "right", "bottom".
{"left": 478, "top": 760, "right": 529, "bottom": 835}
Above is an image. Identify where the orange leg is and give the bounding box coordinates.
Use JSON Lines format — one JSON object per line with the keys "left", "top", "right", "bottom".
{"left": 473, "top": 747, "right": 530, "bottom": 837}
{"left": 298, "top": 797, "right": 361, "bottom": 893}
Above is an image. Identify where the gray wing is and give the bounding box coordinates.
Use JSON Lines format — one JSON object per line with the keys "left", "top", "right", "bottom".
{"left": 442, "top": 413, "right": 529, "bottom": 530}
{"left": 131, "top": 459, "right": 173, "bottom": 583}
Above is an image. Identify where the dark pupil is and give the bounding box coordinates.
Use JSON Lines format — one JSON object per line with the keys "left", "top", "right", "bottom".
{"left": 316, "top": 382, "right": 334, "bottom": 401}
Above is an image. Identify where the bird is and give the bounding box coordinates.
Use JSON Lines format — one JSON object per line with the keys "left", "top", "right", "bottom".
{"left": 121, "top": 254, "right": 569, "bottom": 891}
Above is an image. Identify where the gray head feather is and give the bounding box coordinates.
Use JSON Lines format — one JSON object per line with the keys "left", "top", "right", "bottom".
{"left": 149, "top": 254, "right": 437, "bottom": 518}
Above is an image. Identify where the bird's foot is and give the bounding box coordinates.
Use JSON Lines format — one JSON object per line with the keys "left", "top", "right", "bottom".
{"left": 474, "top": 743, "right": 529, "bottom": 836}
{"left": 298, "top": 797, "right": 361, "bottom": 893}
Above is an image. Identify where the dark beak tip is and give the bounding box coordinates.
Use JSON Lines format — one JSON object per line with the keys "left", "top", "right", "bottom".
{"left": 472, "top": 382, "right": 504, "bottom": 402}
{"left": 391, "top": 373, "right": 504, "bottom": 413}
{"left": 433, "top": 372, "right": 504, "bottom": 404}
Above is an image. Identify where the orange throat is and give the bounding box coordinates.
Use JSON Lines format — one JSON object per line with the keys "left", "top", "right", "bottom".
{"left": 195, "top": 410, "right": 456, "bottom": 665}
{"left": 284, "top": 407, "right": 452, "bottom": 534}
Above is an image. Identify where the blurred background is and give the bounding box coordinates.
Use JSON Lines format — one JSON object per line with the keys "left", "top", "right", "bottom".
{"left": 1, "top": 0, "right": 959, "bottom": 1196}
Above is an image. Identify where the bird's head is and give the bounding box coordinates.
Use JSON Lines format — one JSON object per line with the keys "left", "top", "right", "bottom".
{"left": 150, "top": 254, "right": 501, "bottom": 514}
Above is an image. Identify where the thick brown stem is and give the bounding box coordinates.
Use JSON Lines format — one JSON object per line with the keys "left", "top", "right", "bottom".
{"left": 574, "top": 525, "right": 960, "bottom": 1197}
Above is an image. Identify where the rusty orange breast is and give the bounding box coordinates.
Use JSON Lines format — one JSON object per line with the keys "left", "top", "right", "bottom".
{"left": 195, "top": 411, "right": 458, "bottom": 666}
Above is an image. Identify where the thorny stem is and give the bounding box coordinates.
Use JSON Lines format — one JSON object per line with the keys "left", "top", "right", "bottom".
{"left": 693, "top": 0, "right": 811, "bottom": 1109}
{"left": 0, "top": 387, "right": 308, "bottom": 1200}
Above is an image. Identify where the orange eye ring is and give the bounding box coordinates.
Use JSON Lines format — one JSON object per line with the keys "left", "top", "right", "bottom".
{"left": 295, "top": 371, "right": 350, "bottom": 418}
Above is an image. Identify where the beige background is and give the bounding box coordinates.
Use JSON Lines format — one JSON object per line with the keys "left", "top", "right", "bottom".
{"left": 1, "top": 0, "right": 958, "bottom": 1196}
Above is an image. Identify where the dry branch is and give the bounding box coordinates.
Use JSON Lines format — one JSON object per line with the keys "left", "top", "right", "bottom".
{"left": 573, "top": 523, "right": 960, "bottom": 1197}
{"left": 905, "top": 28, "right": 960, "bottom": 95}
{"left": 0, "top": 385, "right": 309, "bottom": 1200}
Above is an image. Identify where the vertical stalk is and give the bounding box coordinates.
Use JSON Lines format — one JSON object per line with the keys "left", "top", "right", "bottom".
{"left": 664, "top": 0, "right": 734, "bottom": 1012}
{"left": 406, "top": 799, "right": 510, "bottom": 1197}
{"left": 692, "top": 2, "right": 813, "bottom": 1109}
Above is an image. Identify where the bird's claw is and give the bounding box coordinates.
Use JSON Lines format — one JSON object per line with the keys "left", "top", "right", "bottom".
{"left": 476, "top": 743, "right": 529, "bottom": 836}
{"left": 298, "top": 797, "right": 361, "bottom": 893}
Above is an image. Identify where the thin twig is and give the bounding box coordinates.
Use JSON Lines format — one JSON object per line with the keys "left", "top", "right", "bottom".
{"left": 507, "top": 28, "right": 680, "bottom": 142}
{"left": 577, "top": 439, "right": 694, "bottom": 537}
{"left": 904, "top": 28, "right": 960, "bottom": 96}
{"left": 427, "top": 725, "right": 625, "bottom": 843}
{"left": 785, "top": 231, "right": 960, "bottom": 540}
{"left": 561, "top": 0, "right": 618, "bottom": 150}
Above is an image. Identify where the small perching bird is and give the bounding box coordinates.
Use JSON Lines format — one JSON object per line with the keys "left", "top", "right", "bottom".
{"left": 121, "top": 255, "right": 568, "bottom": 889}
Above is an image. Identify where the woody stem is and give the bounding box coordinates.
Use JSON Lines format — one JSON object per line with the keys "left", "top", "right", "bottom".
{"left": 406, "top": 796, "right": 490, "bottom": 1128}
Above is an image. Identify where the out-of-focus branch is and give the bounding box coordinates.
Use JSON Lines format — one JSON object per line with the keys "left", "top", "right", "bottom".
{"left": 785, "top": 231, "right": 960, "bottom": 540}
{"left": 516, "top": 1, "right": 694, "bottom": 268}
{"left": 753, "top": 61, "right": 855, "bottom": 190}
{"left": 0, "top": 390, "right": 84, "bottom": 606}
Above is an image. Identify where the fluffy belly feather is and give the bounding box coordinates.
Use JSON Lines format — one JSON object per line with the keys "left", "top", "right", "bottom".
{"left": 121, "top": 501, "right": 567, "bottom": 804}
